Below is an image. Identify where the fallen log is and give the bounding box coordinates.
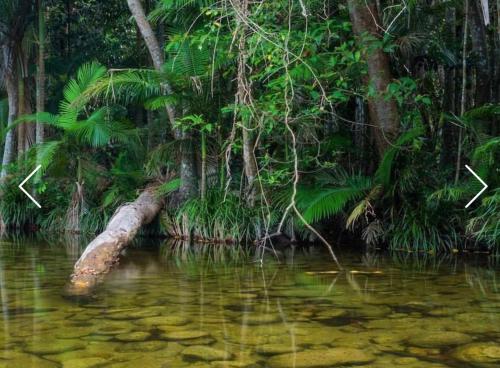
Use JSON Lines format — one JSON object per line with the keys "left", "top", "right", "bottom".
{"left": 68, "top": 186, "right": 163, "bottom": 294}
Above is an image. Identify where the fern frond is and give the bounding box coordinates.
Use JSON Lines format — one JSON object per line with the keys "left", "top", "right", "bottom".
{"left": 35, "top": 140, "right": 64, "bottom": 171}
{"left": 61, "top": 61, "right": 106, "bottom": 113}
{"left": 298, "top": 175, "right": 372, "bottom": 224}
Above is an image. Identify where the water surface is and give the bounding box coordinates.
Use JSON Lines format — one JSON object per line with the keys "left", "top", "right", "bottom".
{"left": 1, "top": 238, "right": 499, "bottom": 367}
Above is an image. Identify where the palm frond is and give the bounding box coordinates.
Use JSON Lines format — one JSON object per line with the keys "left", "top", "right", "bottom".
{"left": 156, "top": 178, "right": 181, "bottom": 197}
{"left": 165, "top": 37, "right": 212, "bottom": 79}
{"left": 35, "top": 140, "right": 64, "bottom": 171}
{"left": 86, "top": 69, "right": 166, "bottom": 105}
{"left": 297, "top": 175, "right": 372, "bottom": 224}
{"left": 66, "top": 108, "right": 137, "bottom": 147}
{"left": 61, "top": 61, "right": 106, "bottom": 113}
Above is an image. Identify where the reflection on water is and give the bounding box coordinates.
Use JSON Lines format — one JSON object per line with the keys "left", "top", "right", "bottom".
{"left": 0, "top": 238, "right": 499, "bottom": 367}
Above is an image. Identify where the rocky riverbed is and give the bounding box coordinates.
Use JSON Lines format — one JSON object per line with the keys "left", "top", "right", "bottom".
{"left": 0, "top": 241, "right": 499, "bottom": 367}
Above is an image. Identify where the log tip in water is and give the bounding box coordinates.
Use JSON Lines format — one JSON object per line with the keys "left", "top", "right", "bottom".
{"left": 66, "top": 187, "right": 163, "bottom": 295}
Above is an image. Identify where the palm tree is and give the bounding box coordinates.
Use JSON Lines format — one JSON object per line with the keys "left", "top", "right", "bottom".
{"left": 20, "top": 62, "right": 138, "bottom": 231}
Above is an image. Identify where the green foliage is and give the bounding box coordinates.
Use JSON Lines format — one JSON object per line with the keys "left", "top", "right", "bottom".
{"left": 165, "top": 190, "right": 261, "bottom": 244}
{"left": 156, "top": 178, "right": 181, "bottom": 197}
{"left": 467, "top": 190, "right": 500, "bottom": 250}
{"left": 296, "top": 175, "right": 372, "bottom": 225}
{"left": 1, "top": 0, "right": 498, "bottom": 256}
{"left": 375, "top": 126, "right": 425, "bottom": 188}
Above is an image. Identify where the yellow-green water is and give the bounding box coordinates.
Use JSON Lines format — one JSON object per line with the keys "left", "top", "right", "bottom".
{"left": 0, "top": 239, "right": 499, "bottom": 367}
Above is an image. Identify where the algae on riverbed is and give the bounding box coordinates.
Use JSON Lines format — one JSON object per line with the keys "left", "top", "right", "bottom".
{"left": 0, "top": 241, "right": 499, "bottom": 367}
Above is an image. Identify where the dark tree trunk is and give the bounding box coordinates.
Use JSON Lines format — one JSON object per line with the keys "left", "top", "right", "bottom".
{"left": 1, "top": 45, "right": 19, "bottom": 180}
{"left": 347, "top": 0, "right": 400, "bottom": 156}
{"left": 36, "top": 0, "right": 46, "bottom": 151}
{"left": 17, "top": 75, "right": 26, "bottom": 160}
{"left": 469, "top": 0, "right": 492, "bottom": 106}
{"left": 441, "top": 5, "right": 458, "bottom": 166}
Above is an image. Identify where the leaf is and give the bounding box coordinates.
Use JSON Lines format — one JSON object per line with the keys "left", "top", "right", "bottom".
{"left": 375, "top": 126, "right": 424, "bottom": 188}
{"left": 156, "top": 178, "right": 181, "bottom": 197}
{"left": 297, "top": 175, "right": 372, "bottom": 224}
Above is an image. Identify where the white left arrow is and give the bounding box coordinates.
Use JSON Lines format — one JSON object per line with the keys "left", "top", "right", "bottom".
{"left": 18, "top": 165, "right": 42, "bottom": 208}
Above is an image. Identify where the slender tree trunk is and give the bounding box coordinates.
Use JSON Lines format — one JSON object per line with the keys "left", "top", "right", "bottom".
{"left": 456, "top": 0, "right": 469, "bottom": 184}
{"left": 23, "top": 78, "right": 34, "bottom": 153}
{"left": 126, "top": 0, "right": 164, "bottom": 71}
{"left": 177, "top": 128, "right": 198, "bottom": 203}
{"left": 1, "top": 46, "right": 19, "bottom": 180}
{"left": 17, "top": 76, "right": 26, "bottom": 161}
{"left": 354, "top": 96, "right": 367, "bottom": 172}
{"left": 441, "top": 5, "right": 457, "bottom": 166}
{"left": 126, "top": 0, "right": 197, "bottom": 203}
{"left": 36, "top": 0, "right": 46, "bottom": 151}
{"left": 200, "top": 130, "right": 207, "bottom": 199}
{"left": 347, "top": 0, "right": 400, "bottom": 156}
{"left": 469, "top": 0, "right": 491, "bottom": 105}
{"left": 234, "top": 0, "right": 259, "bottom": 205}
{"left": 65, "top": 0, "right": 71, "bottom": 57}
{"left": 494, "top": 0, "right": 500, "bottom": 135}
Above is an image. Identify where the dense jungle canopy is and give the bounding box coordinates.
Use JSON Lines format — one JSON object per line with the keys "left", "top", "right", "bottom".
{"left": 0, "top": 0, "right": 498, "bottom": 254}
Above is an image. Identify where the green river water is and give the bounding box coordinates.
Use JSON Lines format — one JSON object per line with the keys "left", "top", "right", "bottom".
{"left": 0, "top": 238, "right": 499, "bottom": 367}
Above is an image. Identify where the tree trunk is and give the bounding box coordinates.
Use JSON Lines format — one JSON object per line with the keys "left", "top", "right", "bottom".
{"left": 36, "top": 0, "right": 46, "bottom": 151}
{"left": 126, "top": 0, "right": 175, "bottom": 124}
{"left": 176, "top": 129, "right": 198, "bottom": 203}
{"left": 23, "top": 77, "right": 34, "bottom": 154}
{"left": 441, "top": 5, "right": 457, "bottom": 166}
{"left": 126, "top": 0, "right": 164, "bottom": 71}
{"left": 347, "top": 0, "right": 400, "bottom": 156}
{"left": 469, "top": 0, "right": 491, "bottom": 106}
{"left": 1, "top": 45, "right": 19, "bottom": 180}
{"left": 68, "top": 187, "right": 163, "bottom": 294}
{"left": 17, "top": 76, "right": 26, "bottom": 160}
{"left": 127, "top": 0, "right": 197, "bottom": 203}
{"left": 200, "top": 130, "right": 207, "bottom": 199}
{"left": 456, "top": 0, "right": 469, "bottom": 184}
{"left": 235, "top": 0, "right": 259, "bottom": 205}
{"left": 494, "top": 0, "right": 500, "bottom": 136}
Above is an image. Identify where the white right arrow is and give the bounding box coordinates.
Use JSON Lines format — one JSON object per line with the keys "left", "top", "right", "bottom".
{"left": 465, "top": 165, "right": 488, "bottom": 208}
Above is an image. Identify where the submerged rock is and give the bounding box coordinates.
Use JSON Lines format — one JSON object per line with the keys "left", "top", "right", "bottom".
{"left": 115, "top": 340, "right": 168, "bottom": 353}
{"left": 211, "top": 358, "right": 260, "bottom": 368}
{"left": 135, "top": 315, "right": 190, "bottom": 327}
{"left": 407, "top": 331, "right": 472, "bottom": 348}
{"left": 0, "top": 351, "right": 58, "bottom": 368}
{"left": 24, "top": 339, "right": 86, "bottom": 355}
{"left": 106, "top": 308, "right": 161, "bottom": 320}
{"left": 267, "top": 348, "right": 375, "bottom": 367}
{"left": 182, "top": 345, "right": 233, "bottom": 361}
{"left": 161, "top": 330, "right": 210, "bottom": 340}
{"left": 62, "top": 357, "right": 108, "bottom": 368}
{"left": 257, "top": 343, "right": 301, "bottom": 355}
{"left": 354, "top": 305, "right": 392, "bottom": 318}
{"left": 240, "top": 313, "right": 281, "bottom": 325}
{"left": 55, "top": 327, "right": 94, "bottom": 339}
{"left": 115, "top": 331, "right": 151, "bottom": 342}
{"left": 94, "top": 321, "right": 133, "bottom": 335}
{"left": 452, "top": 342, "right": 500, "bottom": 367}
{"left": 454, "top": 313, "right": 499, "bottom": 334}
